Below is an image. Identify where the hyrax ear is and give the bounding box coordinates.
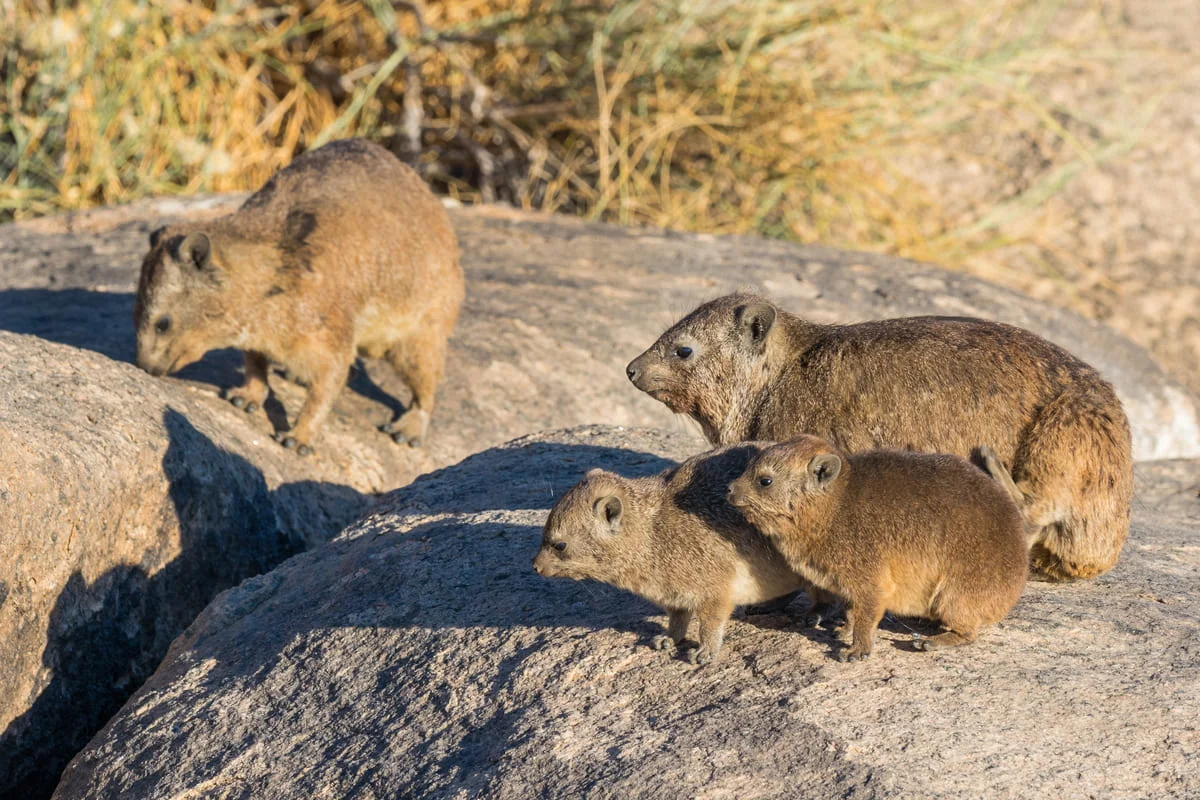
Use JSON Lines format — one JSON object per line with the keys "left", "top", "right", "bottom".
{"left": 735, "top": 302, "right": 777, "bottom": 347}
{"left": 593, "top": 495, "right": 623, "bottom": 532}
{"left": 808, "top": 453, "right": 842, "bottom": 489}
{"left": 149, "top": 226, "right": 167, "bottom": 249}
{"left": 177, "top": 232, "right": 213, "bottom": 271}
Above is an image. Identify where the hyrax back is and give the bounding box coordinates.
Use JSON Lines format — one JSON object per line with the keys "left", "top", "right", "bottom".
{"left": 627, "top": 293, "right": 1133, "bottom": 581}
{"left": 728, "top": 435, "right": 1028, "bottom": 662}
{"left": 532, "top": 444, "right": 803, "bottom": 665}
{"left": 134, "top": 138, "right": 464, "bottom": 454}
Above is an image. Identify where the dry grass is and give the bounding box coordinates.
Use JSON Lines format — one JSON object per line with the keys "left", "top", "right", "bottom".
{"left": 0, "top": 0, "right": 1155, "bottom": 270}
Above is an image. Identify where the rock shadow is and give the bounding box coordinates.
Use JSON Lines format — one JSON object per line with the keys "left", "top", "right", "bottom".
{"left": 0, "top": 409, "right": 369, "bottom": 799}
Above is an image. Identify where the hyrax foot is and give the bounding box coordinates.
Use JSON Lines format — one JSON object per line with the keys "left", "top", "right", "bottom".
{"left": 684, "top": 645, "right": 715, "bottom": 666}
{"left": 223, "top": 387, "right": 265, "bottom": 414}
{"left": 381, "top": 407, "right": 429, "bottom": 447}
{"left": 651, "top": 635, "right": 677, "bottom": 653}
{"left": 273, "top": 431, "right": 314, "bottom": 457}
{"left": 836, "top": 644, "right": 871, "bottom": 663}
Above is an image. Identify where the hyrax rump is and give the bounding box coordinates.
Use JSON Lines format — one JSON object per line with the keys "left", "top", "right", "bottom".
{"left": 626, "top": 293, "right": 1133, "bottom": 581}
{"left": 533, "top": 444, "right": 805, "bottom": 665}
{"left": 728, "top": 435, "right": 1028, "bottom": 662}
{"left": 134, "top": 138, "right": 464, "bottom": 455}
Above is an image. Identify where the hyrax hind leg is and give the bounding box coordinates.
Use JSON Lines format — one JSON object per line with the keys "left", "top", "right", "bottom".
{"left": 381, "top": 324, "right": 450, "bottom": 448}
{"left": 225, "top": 351, "right": 271, "bottom": 413}
{"left": 1011, "top": 387, "right": 1133, "bottom": 581}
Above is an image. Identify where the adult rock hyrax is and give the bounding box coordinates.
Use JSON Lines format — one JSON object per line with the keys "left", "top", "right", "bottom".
{"left": 532, "top": 444, "right": 805, "bottom": 665}
{"left": 134, "top": 138, "right": 464, "bottom": 455}
{"left": 728, "top": 435, "right": 1028, "bottom": 662}
{"left": 626, "top": 293, "right": 1133, "bottom": 581}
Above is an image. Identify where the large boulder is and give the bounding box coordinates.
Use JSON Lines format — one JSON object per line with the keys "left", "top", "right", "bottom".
{"left": 52, "top": 426, "right": 1200, "bottom": 798}
{"left": 3, "top": 197, "right": 1199, "bottom": 795}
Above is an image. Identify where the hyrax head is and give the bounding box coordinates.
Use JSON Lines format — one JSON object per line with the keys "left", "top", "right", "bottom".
{"left": 533, "top": 469, "right": 637, "bottom": 582}
{"left": 727, "top": 435, "right": 844, "bottom": 535}
{"left": 134, "top": 226, "right": 232, "bottom": 376}
{"left": 625, "top": 293, "right": 778, "bottom": 428}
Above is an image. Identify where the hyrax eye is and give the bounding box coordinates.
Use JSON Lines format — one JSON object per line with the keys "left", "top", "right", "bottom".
{"left": 675, "top": 346, "right": 693, "bottom": 359}
{"left": 758, "top": 476, "right": 773, "bottom": 487}
{"left": 154, "top": 316, "right": 172, "bottom": 335}
{"left": 553, "top": 541, "right": 567, "bottom": 552}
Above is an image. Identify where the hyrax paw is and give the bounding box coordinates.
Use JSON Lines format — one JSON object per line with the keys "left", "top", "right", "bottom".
{"left": 651, "top": 635, "right": 676, "bottom": 652}
{"left": 273, "top": 433, "right": 314, "bottom": 457}
{"left": 684, "top": 646, "right": 714, "bottom": 666}
{"left": 382, "top": 409, "right": 429, "bottom": 449}
{"left": 836, "top": 647, "right": 871, "bottom": 663}
{"left": 224, "top": 391, "right": 262, "bottom": 414}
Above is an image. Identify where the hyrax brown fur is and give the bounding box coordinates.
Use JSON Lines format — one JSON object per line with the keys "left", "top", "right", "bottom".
{"left": 728, "top": 435, "right": 1028, "bottom": 662}
{"left": 134, "top": 138, "right": 464, "bottom": 455}
{"left": 533, "top": 444, "right": 805, "bottom": 665}
{"left": 627, "top": 293, "right": 1133, "bottom": 581}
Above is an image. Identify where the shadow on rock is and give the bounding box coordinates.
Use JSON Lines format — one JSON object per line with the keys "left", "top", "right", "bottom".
{"left": 0, "top": 409, "right": 369, "bottom": 799}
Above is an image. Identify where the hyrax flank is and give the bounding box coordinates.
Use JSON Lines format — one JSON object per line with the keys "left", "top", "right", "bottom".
{"left": 728, "top": 436, "right": 1028, "bottom": 662}
{"left": 626, "top": 293, "right": 1132, "bottom": 581}
{"left": 533, "top": 445, "right": 805, "bottom": 665}
{"left": 134, "top": 138, "right": 464, "bottom": 455}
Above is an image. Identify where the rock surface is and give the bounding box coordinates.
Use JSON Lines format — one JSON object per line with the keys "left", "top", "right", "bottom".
{"left": 4, "top": 198, "right": 1199, "bottom": 796}
{"left": 53, "top": 426, "right": 1200, "bottom": 799}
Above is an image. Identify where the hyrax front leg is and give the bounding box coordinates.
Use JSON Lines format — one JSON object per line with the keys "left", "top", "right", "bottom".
{"left": 274, "top": 350, "right": 353, "bottom": 456}
{"left": 837, "top": 594, "right": 884, "bottom": 663}
{"left": 686, "top": 596, "right": 735, "bottom": 666}
{"left": 225, "top": 351, "right": 271, "bottom": 413}
{"left": 652, "top": 609, "right": 693, "bottom": 653}
{"left": 381, "top": 328, "right": 448, "bottom": 448}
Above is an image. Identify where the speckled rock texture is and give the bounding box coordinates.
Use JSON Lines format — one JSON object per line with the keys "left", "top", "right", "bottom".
{"left": 3, "top": 198, "right": 1198, "bottom": 797}
{"left": 52, "top": 426, "right": 1200, "bottom": 799}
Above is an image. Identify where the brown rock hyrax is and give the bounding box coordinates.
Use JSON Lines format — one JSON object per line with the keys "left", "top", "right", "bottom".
{"left": 626, "top": 293, "right": 1133, "bottom": 582}
{"left": 134, "top": 138, "right": 464, "bottom": 455}
{"left": 532, "top": 444, "right": 806, "bottom": 665}
{"left": 728, "top": 436, "right": 1028, "bottom": 662}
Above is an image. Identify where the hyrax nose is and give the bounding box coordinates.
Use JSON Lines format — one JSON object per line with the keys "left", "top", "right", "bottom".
{"left": 626, "top": 357, "right": 642, "bottom": 384}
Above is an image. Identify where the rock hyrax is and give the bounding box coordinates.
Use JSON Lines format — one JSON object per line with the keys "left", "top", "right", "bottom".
{"left": 134, "top": 138, "right": 464, "bottom": 455}
{"left": 728, "top": 435, "right": 1028, "bottom": 661}
{"left": 533, "top": 444, "right": 805, "bottom": 665}
{"left": 627, "top": 293, "right": 1132, "bottom": 581}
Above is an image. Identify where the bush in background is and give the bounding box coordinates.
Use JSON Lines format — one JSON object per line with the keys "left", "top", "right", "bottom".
{"left": 0, "top": 0, "right": 1153, "bottom": 270}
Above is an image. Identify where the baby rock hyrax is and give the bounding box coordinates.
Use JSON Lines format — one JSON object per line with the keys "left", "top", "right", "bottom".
{"left": 134, "top": 138, "right": 464, "bottom": 455}
{"left": 728, "top": 436, "right": 1028, "bottom": 661}
{"left": 627, "top": 293, "right": 1132, "bottom": 581}
{"left": 533, "top": 445, "right": 805, "bottom": 665}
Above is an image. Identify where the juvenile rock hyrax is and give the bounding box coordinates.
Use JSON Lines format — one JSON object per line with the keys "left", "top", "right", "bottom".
{"left": 134, "top": 138, "right": 464, "bottom": 455}
{"left": 532, "top": 445, "right": 806, "bottom": 665}
{"left": 728, "top": 436, "right": 1028, "bottom": 661}
{"left": 627, "top": 293, "right": 1133, "bottom": 581}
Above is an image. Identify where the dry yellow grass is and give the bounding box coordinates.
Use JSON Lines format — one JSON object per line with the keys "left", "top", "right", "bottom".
{"left": 0, "top": 0, "right": 1151, "bottom": 270}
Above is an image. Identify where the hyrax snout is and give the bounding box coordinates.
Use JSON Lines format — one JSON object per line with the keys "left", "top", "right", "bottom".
{"left": 728, "top": 435, "right": 1028, "bottom": 662}
{"left": 534, "top": 445, "right": 805, "bottom": 665}
{"left": 628, "top": 292, "right": 1133, "bottom": 582}
{"left": 134, "top": 137, "right": 464, "bottom": 455}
